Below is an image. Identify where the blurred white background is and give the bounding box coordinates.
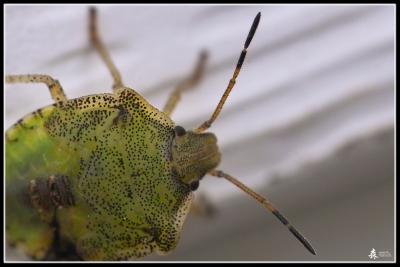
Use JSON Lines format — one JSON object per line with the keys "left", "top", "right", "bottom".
{"left": 5, "top": 4, "right": 395, "bottom": 262}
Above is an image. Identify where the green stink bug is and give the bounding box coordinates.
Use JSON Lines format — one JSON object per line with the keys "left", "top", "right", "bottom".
{"left": 6, "top": 7, "right": 316, "bottom": 260}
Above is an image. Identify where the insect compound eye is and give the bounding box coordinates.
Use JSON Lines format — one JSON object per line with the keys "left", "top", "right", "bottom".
{"left": 174, "top": 125, "right": 186, "bottom": 137}
{"left": 190, "top": 181, "right": 200, "bottom": 191}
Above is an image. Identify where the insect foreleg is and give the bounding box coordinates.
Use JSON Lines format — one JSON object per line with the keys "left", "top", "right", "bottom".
{"left": 6, "top": 74, "right": 67, "bottom": 102}
{"left": 163, "top": 51, "right": 208, "bottom": 116}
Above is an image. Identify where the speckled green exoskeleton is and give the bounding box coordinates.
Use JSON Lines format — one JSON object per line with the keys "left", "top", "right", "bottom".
{"left": 6, "top": 8, "right": 316, "bottom": 261}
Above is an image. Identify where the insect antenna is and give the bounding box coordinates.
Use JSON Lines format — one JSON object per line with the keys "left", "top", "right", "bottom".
{"left": 208, "top": 169, "right": 317, "bottom": 256}
{"left": 195, "top": 12, "right": 261, "bottom": 133}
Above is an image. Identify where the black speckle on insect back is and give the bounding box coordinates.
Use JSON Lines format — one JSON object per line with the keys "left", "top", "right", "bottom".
{"left": 35, "top": 108, "right": 44, "bottom": 118}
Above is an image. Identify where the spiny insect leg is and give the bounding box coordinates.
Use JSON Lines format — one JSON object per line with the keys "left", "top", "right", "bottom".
{"left": 163, "top": 50, "right": 208, "bottom": 116}
{"left": 195, "top": 12, "right": 261, "bottom": 133}
{"left": 6, "top": 74, "right": 67, "bottom": 102}
{"left": 89, "top": 7, "right": 124, "bottom": 90}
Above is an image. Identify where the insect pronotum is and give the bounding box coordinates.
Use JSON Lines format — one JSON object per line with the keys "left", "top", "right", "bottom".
{"left": 5, "top": 7, "right": 316, "bottom": 260}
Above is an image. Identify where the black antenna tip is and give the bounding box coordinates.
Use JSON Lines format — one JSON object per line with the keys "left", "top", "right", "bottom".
{"left": 289, "top": 226, "right": 317, "bottom": 256}
{"left": 244, "top": 12, "right": 261, "bottom": 49}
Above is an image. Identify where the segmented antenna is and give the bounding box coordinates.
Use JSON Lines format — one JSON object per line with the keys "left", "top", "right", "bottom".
{"left": 209, "top": 169, "right": 316, "bottom": 256}
{"left": 195, "top": 12, "right": 261, "bottom": 133}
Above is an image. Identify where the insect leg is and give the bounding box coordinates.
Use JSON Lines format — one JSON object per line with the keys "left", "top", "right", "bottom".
{"left": 163, "top": 51, "right": 208, "bottom": 116}
{"left": 6, "top": 74, "right": 67, "bottom": 102}
{"left": 89, "top": 7, "right": 124, "bottom": 90}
